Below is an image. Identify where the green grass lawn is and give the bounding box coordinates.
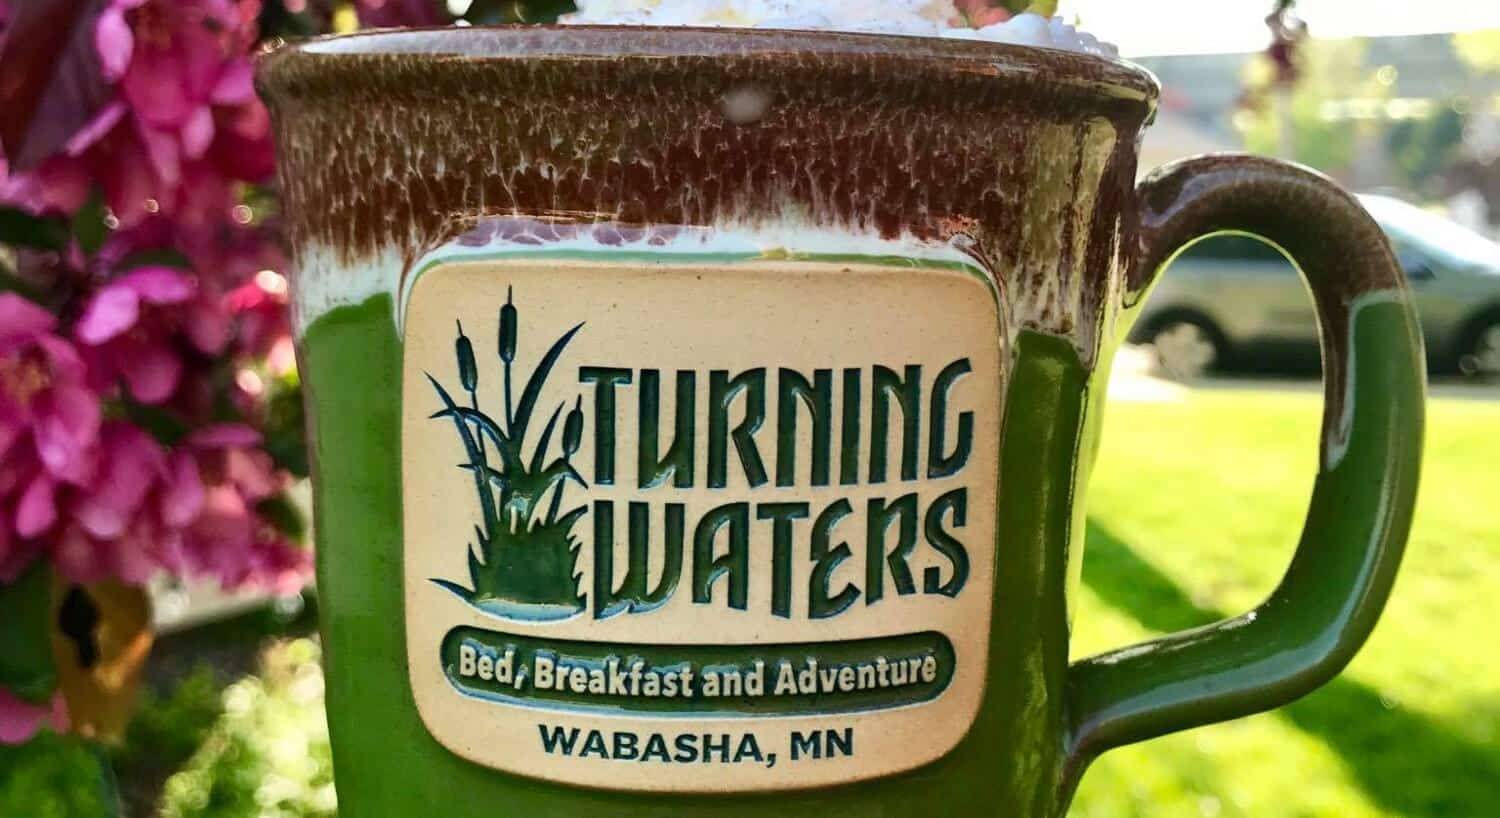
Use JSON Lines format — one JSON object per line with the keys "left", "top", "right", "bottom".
{"left": 1069, "top": 387, "right": 1500, "bottom": 818}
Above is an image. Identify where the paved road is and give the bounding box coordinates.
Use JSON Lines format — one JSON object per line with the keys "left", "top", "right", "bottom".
{"left": 1109, "top": 346, "right": 1500, "bottom": 402}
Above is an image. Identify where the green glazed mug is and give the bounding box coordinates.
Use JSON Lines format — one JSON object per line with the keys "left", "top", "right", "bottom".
{"left": 257, "top": 26, "right": 1425, "bottom": 817}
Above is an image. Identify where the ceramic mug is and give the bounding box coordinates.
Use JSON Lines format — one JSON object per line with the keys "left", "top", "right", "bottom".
{"left": 257, "top": 26, "right": 1425, "bottom": 818}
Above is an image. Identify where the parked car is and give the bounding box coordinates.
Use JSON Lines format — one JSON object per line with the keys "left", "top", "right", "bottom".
{"left": 1132, "top": 194, "right": 1500, "bottom": 379}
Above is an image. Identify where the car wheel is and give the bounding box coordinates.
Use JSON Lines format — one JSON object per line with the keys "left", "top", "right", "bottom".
{"left": 1149, "top": 318, "right": 1224, "bottom": 381}
{"left": 1458, "top": 319, "right": 1500, "bottom": 379}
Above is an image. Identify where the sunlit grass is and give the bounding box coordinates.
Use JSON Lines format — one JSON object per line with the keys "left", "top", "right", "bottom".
{"left": 1071, "top": 388, "right": 1500, "bottom": 818}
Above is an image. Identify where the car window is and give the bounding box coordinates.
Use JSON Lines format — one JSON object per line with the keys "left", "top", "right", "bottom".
{"left": 1179, "top": 235, "right": 1290, "bottom": 266}
{"left": 1392, "top": 240, "right": 1437, "bottom": 280}
{"left": 1361, "top": 194, "right": 1500, "bottom": 271}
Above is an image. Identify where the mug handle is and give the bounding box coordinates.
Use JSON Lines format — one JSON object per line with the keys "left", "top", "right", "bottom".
{"left": 1061, "top": 155, "right": 1426, "bottom": 788}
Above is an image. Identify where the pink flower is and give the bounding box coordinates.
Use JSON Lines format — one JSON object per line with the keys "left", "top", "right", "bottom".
{"left": 18, "top": 0, "right": 276, "bottom": 228}
{"left": 0, "top": 0, "right": 309, "bottom": 598}
{"left": 0, "top": 295, "right": 102, "bottom": 487}
{"left": 0, "top": 688, "right": 69, "bottom": 745}
{"left": 71, "top": 422, "right": 164, "bottom": 540}
{"left": 94, "top": 0, "right": 257, "bottom": 145}
{"left": 355, "top": 0, "right": 447, "bottom": 29}
{"left": 0, "top": 154, "right": 92, "bottom": 216}
{"left": 955, "top": 0, "right": 1013, "bottom": 27}
{"left": 49, "top": 422, "right": 166, "bottom": 584}
{"left": 226, "top": 271, "right": 294, "bottom": 374}
{"left": 162, "top": 425, "right": 308, "bottom": 591}
{"left": 75, "top": 266, "right": 228, "bottom": 404}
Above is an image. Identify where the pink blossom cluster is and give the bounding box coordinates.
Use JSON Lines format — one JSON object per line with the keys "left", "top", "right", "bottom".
{"left": 0, "top": 0, "right": 308, "bottom": 596}
{"left": 0, "top": 284, "right": 306, "bottom": 592}
{"left": 0, "top": 0, "right": 454, "bottom": 747}
{"left": 2, "top": 0, "right": 273, "bottom": 227}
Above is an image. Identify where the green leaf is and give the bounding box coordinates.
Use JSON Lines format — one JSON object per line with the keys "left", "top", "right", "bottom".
{"left": 0, "top": 206, "right": 69, "bottom": 251}
{"left": 0, "top": 266, "right": 46, "bottom": 302}
{"left": 432, "top": 406, "right": 516, "bottom": 459}
{"left": 528, "top": 403, "right": 565, "bottom": 474}
{"left": 263, "top": 384, "right": 310, "bottom": 477}
{"left": 70, "top": 191, "right": 108, "bottom": 255}
{"left": 427, "top": 373, "right": 502, "bottom": 536}
{"left": 256, "top": 493, "right": 308, "bottom": 542}
{"left": 115, "top": 248, "right": 192, "bottom": 270}
{"left": 512, "top": 322, "right": 584, "bottom": 448}
{"left": 0, "top": 561, "right": 57, "bottom": 704}
{"left": 116, "top": 397, "right": 190, "bottom": 447}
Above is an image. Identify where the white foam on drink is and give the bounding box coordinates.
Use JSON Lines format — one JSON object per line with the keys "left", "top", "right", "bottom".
{"left": 562, "top": 1, "right": 1117, "bottom": 58}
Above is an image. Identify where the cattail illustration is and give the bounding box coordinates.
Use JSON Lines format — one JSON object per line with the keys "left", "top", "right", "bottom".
{"left": 456, "top": 320, "right": 484, "bottom": 465}
{"left": 563, "top": 395, "right": 583, "bottom": 456}
{"left": 427, "top": 288, "right": 589, "bottom": 621}
{"left": 456, "top": 320, "right": 478, "bottom": 393}
{"left": 499, "top": 286, "right": 518, "bottom": 433}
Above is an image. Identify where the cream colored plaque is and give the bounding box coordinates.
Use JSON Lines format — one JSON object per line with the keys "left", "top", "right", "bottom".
{"left": 401, "top": 258, "right": 1002, "bottom": 792}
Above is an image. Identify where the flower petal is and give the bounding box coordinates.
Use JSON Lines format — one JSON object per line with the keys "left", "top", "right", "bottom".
{"left": 100, "top": 135, "right": 158, "bottom": 227}
{"left": 135, "top": 120, "right": 181, "bottom": 187}
{"left": 120, "top": 266, "right": 195, "bottom": 304}
{"left": 160, "top": 451, "right": 205, "bottom": 528}
{"left": 64, "top": 102, "right": 128, "bottom": 156}
{"left": 52, "top": 525, "right": 107, "bottom": 584}
{"left": 121, "top": 342, "right": 182, "bottom": 404}
{"left": 0, "top": 423, "right": 20, "bottom": 464}
{"left": 209, "top": 60, "right": 255, "bottom": 105}
{"left": 0, "top": 687, "right": 51, "bottom": 745}
{"left": 226, "top": 449, "right": 280, "bottom": 500}
{"left": 74, "top": 425, "right": 163, "bottom": 537}
{"left": 0, "top": 294, "right": 56, "bottom": 349}
{"left": 112, "top": 521, "right": 159, "bottom": 584}
{"left": 35, "top": 335, "right": 86, "bottom": 383}
{"left": 33, "top": 386, "right": 102, "bottom": 483}
{"left": 180, "top": 106, "right": 215, "bottom": 159}
{"left": 94, "top": 7, "right": 135, "bottom": 81}
{"left": 184, "top": 300, "right": 230, "bottom": 354}
{"left": 122, "top": 46, "right": 194, "bottom": 128}
{"left": 75, "top": 284, "right": 141, "bottom": 344}
{"left": 15, "top": 474, "right": 57, "bottom": 538}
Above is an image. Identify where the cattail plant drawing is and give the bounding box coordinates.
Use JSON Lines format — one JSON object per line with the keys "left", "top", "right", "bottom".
{"left": 427, "top": 288, "right": 589, "bottom": 621}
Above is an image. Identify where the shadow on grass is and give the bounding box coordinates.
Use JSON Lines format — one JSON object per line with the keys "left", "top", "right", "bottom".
{"left": 1082, "top": 520, "right": 1500, "bottom": 818}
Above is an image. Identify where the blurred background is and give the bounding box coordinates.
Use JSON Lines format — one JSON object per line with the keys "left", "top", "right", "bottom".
{"left": 0, "top": 1, "right": 1496, "bottom": 816}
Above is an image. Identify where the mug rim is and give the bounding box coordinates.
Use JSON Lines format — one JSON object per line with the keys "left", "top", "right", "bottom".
{"left": 257, "top": 24, "right": 1159, "bottom": 105}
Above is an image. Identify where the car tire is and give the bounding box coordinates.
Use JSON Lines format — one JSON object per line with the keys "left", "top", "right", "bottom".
{"left": 1457, "top": 316, "right": 1500, "bottom": 379}
{"left": 1147, "top": 315, "right": 1226, "bottom": 382}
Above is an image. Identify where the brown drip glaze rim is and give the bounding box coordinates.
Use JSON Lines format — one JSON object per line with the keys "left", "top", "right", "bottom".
{"left": 257, "top": 25, "right": 1160, "bottom": 106}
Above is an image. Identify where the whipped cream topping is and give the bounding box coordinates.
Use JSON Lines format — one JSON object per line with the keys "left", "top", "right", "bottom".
{"left": 561, "top": 1, "right": 1118, "bottom": 58}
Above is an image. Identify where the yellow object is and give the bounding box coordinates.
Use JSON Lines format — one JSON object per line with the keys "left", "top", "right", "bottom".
{"left": 51, "top": 579, "right": 153, "bottom": 742}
